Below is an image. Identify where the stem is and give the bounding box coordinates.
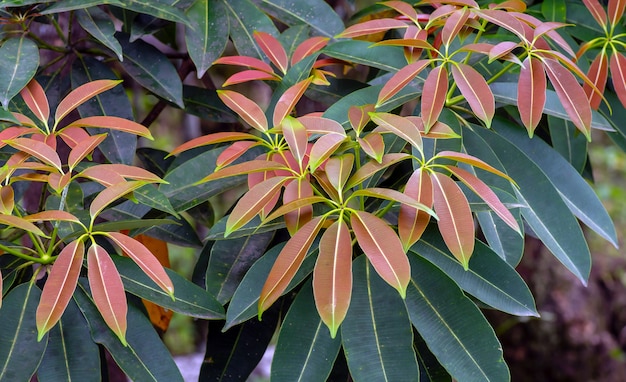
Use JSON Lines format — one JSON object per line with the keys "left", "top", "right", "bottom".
{"left": 0, "top": 243, "right": 43, "bottom": 263}
{"left": 48, "top": 14, "right": 68, "bottom": 45}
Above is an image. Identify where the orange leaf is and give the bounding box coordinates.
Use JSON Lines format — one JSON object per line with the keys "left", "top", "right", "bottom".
{"left": 20, "top": 79, "right": 49, "bottom": 125}
{"left": 442, "top": 8, "right": 470, "bottom": 46}
{"left": 259, "top": 216, "right": 325, "bottom": 316}
{"left": 431, "top": 173, "right": 474, "bottom": 269}
{"left": 226, "top": 176, "right": 289, "bottom": 236}
{"left": 358, "top": 133, "right": 385, "bottom": 163}
{"left": 36, "top": 240, "right": 85, "bottom": 340}
{"left": 87, "top": 243, "right": 128, "bottom": 345}
{"left": 0, "top": 185, "right": 14, "bottom": 215}
{"left": 202, "top": 160, "right": 288, "bottom": 183}
{"left": 434, "top": 150, "right": 515, "bottom": 183}
{"left": 370, "top": 112, "right": 423, "bottom": 151}
{"left": 223, "top": 70, "right": 281, "bottom": 86}
{"left": 421, "top": 66, "right": 449, "bottom": 131}
{"left": 283, "top": 178, "right": 314, "bottom": 235}
{"left": 274, "top": 78, "right": 312, "bottom": 127}
{"left": 517, "top": 56, "right": 546, "bottom": 135}
{"left": 281, "top": 116, "right": 308, "bottom": 167}
{"left": 609, "top": 0, "right": 626, "bottom": 27}
{"left": 58, "top": 127, "right": 90, "bottom": 148}
{"left": 308, "top": 133, "right": 346, "bottom": 172}
{"left": 399, "top": 168, "right": 433, "bottom": 251}
{"left": 351, "top": 210, "right": 409, "bottom": 297}
{"left": 313, "top": 219, "right": 352, "bottom": 338}
{"left": 217, "top": 90, "right": 268, "bottom": 132}
{"left": 376, "top": 60, "right": 430, "bottom": 107}
{"left": 451, "top": 63, "right": 495, "bottom": 128}
{"left": 584, "top": 53, "right": 608, "bottom": 110}
{"left": 89, "top": 181, "right": 146, "bottom": 219}
{"left": 214, "top": 56, "right": 276, "bottom": 74}
{"left": 291, "top": 37, "right": 329, "bottom": 66}
{"left": 337, "top": 18, "right": 408, "bottom": 38}
{"left": 65, "top": 116, "right": 151, "bottom": 139}
{"left": 68, "top": 133, "right": 107, "bottom": 170}
{"left": 4, "top": 137, "right": 62, "bottom": 172}
{"left": 610, "top": 52, "right": 626, "bottom": 109}
{"left": 106, "top": 232, "right": 173, "bottom": 297}
{"left": 348, "top": 104, "right": 375, "bottom": 134}
{"left": 254, "top": 31, "right": 289, "bottom": 74}
{"left": 170, "top": 132, "right": 257, "bottom": 156}
{"left": 55, "top": 80, "right": 122, "bottom": 125}
{"left": 216, "top": 141, "right": 261, "bottom": 168}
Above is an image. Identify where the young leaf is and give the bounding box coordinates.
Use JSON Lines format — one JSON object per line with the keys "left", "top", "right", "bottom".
{"left": 608, "top": 0, "right": 626, "bottom": 27}
{"left": 216, "top": 141, "right": 261, "bottom": 168}
{"left": 370, "top": 112, "right": 423, "bottom": 151}
{"left": 313, "top": 219, "right": 352, "bottom": 338}
{"left": 351, "top": 210, "right": 410, "bottom": 297}
{"left": 399, "top": 168, "right": 434, "bottom": 251}
{"left": 169, "top": 131, "right": 257, "bottom": 156}
{"left": 283, "top": 178, "right": 314, "bottom": 234}
{"left": 421, "top": 66, "right": 449, "bottom": 131}
{"left": 325, "top": 154, "right": 354, "bottom": 193}
{"left": 0, "top": 214, "right": 47, "bottom": 237}
{"left": 273, "top": 78, "right": 312, "bottom": 126}
{"left": 202, "top": 160, "right": 287, "bottom": 183}
{"left": 349, "top": 187, "right": 437, "bottom": 217}
{"left": 214, "top": 56, "right": 276, "bottom": 74}
{"left": 36, "top": 240, "right": 85, "bottom": 340}
{"left": 431, "top": 173, "right": 475, "bottom": 270}
{"left": 442, "top": 8, "right": 470, "bottom": 46}
{"left": 582, "top": 0, "right": 608, "bottom": 27}
{"left": 89, "top": 181, "right": 146, "bottom": 219}
{"left": 610, "top": 52, "right": 626, "bottom": 109}
{"left": 24, "top": 210, "right": 81, "bottom": 224}
{"left": 0, "top": 185, "right": 14, "bottom": 215}
{"left": 80, "top": 164, "right": 164, "bottom": 184}
{"left": 4, "top": 138, "right": 63, "bottom": 173}
{"left": 20, "top": 79, "right": 49, "bottom": 125}
{"left": 281, "top": 116, "right": 308, "bottom": 167}
{"left": 434, "top": 150, "right": 515, "bottom": 183}
{"left": 358, "top": 132, "right": 385, "bottom": 163}
{"left": 54, "top": 79, "right": 122, "bottom": 125}
{"left": 217, "top": 90, "right": 268, "bottom": 132}
{"left": 308, "top": 133, "right": 346, "bottom": 172}
{"left": 346, "top": 153, "right": 411, "bottom": 189}
{"left": 584, "top": 53, "right": 608, "bottom": 110}
{"left": 376, "top": 60, "right": 430, "bottom": 107}
{"left": 451, "top": 63, "right": 495, "bottom": 128}
{"left": 67, "top": 133, "right": 108, "bottom": 170}
{"left": 337, "top": 18, "right": 408, "bottom": 39}
{"left": 65, "top": 116, "right": 152, "bottom": 139}
{"left": 87, "top": 243, "right": 128, "bottom": 345}
{"left": 518, "top": 56, "right": 546, "bottom": 134}
{"left": 223, "top": 70, "right": 281, "bottom": 86}
{"left": 259, "top": 216, "right": 325, "bottom": 316}
{"left": 254, "top": 31, "right": 289, "bottom": 74}
{"left": 291, "top": 36, "right": 330, "bottom": 66}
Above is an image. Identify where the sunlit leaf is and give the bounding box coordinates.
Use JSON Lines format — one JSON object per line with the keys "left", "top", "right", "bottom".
{"left": 0, "top": 214, "right": 47, "bottom": 237}
{"left": 281, "top": 116, "right": 308, "bottom": 167}
{"left": 254, "top": 31, "right": 289, "bottom": 74}
{"left": 55, "top": 80, "right": 121, "bottom": 125}
{"left": 65, "top": 116, "right": 152, "bottom": 139}
{"left": 223, "top": 70, "right": 281, "bottom": 86}
{"left": 308, "top": 133, "right": 346, "bottom": 172}
{"left": 399, "top": 168, "right": 433, "bottom": 251}
{"left": 217, "top": 90, "right": 268, "bottom": 132}
{"left": 20, "top": 80, "right": 49, "bottom": 125}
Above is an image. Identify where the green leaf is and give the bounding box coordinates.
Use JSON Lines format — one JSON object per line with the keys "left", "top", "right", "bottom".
{"left": 71, "top": 57, "right": 135, "bottom": 164}
{"left": 185, "top": 0, "right": 228, "bottom": 78}
{"left": 476, "top": 210, "right": 524, "bottom": 266}
{"left": 256, "top": 0, "right": 344, "bottom": 38}
{"left": 41, "top": 0, "right": 123, "bottom": 13}
{"left": 547, "top": 115, "right": 588, "bottom": 173}
{"left": 0, "top": 107, "right": 19, "bottom": 124}
{"left": 493, "top": 119, "right": 617, "bottom": 247}
{"left": 1, "top": 0, "right": 55, "bottom": 8}
{"left": 406, "top": 254, "right": 509, "bottom": 382}
{"left": 207, "top": 214, "right": 285, "bottom": 240}
{"left": 341, "top": 256, "right": 420, "bottom": 381}
{"left": 414, "top": 331, "right": 452, "bottom": 382}
{"left": 117, "top": 32, "right": 184, "bottom": 108}
{"left": 271, "top": 282, "right": 341, "bottom": 382}
{"left": 490, "top": 82, "right": 612, "bottom": 131}
{"left": 0, "top": 283, "right": 47, "bottom": 382}
{"left": 110, "top": 255, "right": 224, "bottom": 319}
{"left": 180, "top": 85, "right": 236, "bottom": 122}
{"left": 134, "top": 184, "right": 179, "bottom": 217}
{"left": 0, "top": 37, "right": 39, "bottom": 108}
{"left": 74, "top": 280, "right": 184, "bottom": 382}
{"left": 465, "top": 125, "right": 591, "bottom": 284}
{"left": 222, "top": 0, "right": 279, "bottom": 59}
{"left": 542, "top": 0, "right": 567, "bottom": 22}
{"left": 37, "top": 299, "right": 101, "bottom": 382}
{"left": 324, "top": 40, "right": 407, "bottom": 72}
{"left": 411, "top": 227, "right": 538, "bottom": 317}
{"left": 206, "top": 231, "right": 275, "bottom": 304}
{"left": 77, "top": 7, "right": 124, "bottom": 61}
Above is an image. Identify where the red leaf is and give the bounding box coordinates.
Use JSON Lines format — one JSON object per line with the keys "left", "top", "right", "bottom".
{"left": 67, "top": 133, "right": 107, "bottom": 170}
{"left": 13, "top": 112, "right": 39, "bottom": 128}
{"left": 106, "top": 232, "right": 174, "bottom": 296}
{"left": 223, "top": 70, "right": 280, "bottom": 86}
{"left": 170, "top": 132, "right": 257, "bottom": 156}
{"left": 488, "top": 41, "right": 519, "bottom": 62}
{"left": 0, "top": 126, "right": 33, "bottom": 149}
{"left": 214, "top": 56, "right": 275, "bottom": 74}
{"left": 351, "top": 210, "right": 410, "bottom": 297}
{"left": 254, "top": 31, "right": 288, "bottom": 74}
{"left": 423, "top": 0, "right": 478, "bottom": 7}
{"left": 283, "top": 179, "right": 314, "bottom": 235}
{"left": 55, "top": 80, "right": 122, "bottom": 125}
{"left": 350, "top": 187, "right": 436, "bottom": 216}
{"left": 421, "top": 65, "right": 449, "bottom": 131}
{"left": 47, "top": 172, "right": 72, "bottom": 193}
{"left": 308, "top": 133, "right": 345, "bottom": 172}
{"left": 87, "top": 243, "right": 128, "bottom": 345}
{"left": 582, "top": 0, "right": 607, "bottom": 29}
{"left": 313, "top": 219, "right": 352, "bottom": 338}
{"left": 543, "top": 58, "right": 592, "bottom": 138}
{"left": 432, "top": 173, "right": 474, "bottom": 269}
{"left": 377, "top": 60, "right": 430, "bottom": 107}
{"left": 442, "top": 8, "right": 470, "bottom": 46}
{"left": 259, "top": 216, "right": 325, "bottom": 315}
{"left": 217, "top": 90, "right": 268, "bottom": 132}
{"left": 298, "top": 115, "right": 346, "bottom": 135}
{"left": 476, "top": 9, "right": 527, "bottom": 42}
{"left": 358, "top": 133, "right": 385, "bottom": 163}
{"left": 421, "top": 120, "right": 461, "bottom": 139}
{"left": 89, "top": 181, "right": 145, "bottom": 219}
{"left": 36, "top": 240, "right": 84, "bottom": 339}
{"left": 274, "top": 78, "right": 312, "bottom": 127}
{"left": 517, "top": 56, "right": 546, "bottom": 135}
{"left": 338, "top": 18, "right": 408, "bottom": 38}
{"left": 20, "top": 79, "right": 49, "bottom": 125}
{"left": 584, "top": 53, "right": 609, "bottom": 110}
{"left": 609, "top": 0, "right": 626, "bottom": 27}
{"left": 610, "top": 52, "right": 626, "bottom": 109}
{"left": 4, "top": 137, "right": 62, "bottom": 172}
{"left": 65, "top": 116, "right": 152, "bottom": 139}
{"left": 291, "top": 37, "right": 329, "bottom": 66}
{"left": 370, "top": 112, "right": 423, "bottom": 151}
{"left": 216, "top": 141, "right": 260, "bottom": 168}
{"left": 58, "top": 127, "right": 90, "bottom": 148}
{"left": 399, "top": 168, "right": 433, "bottom": 251}
{"left": 451, "top": 63, "right": 495, "bottom": 127}
{"left": 347, "top": 104, "right": 375, "bottom": 134}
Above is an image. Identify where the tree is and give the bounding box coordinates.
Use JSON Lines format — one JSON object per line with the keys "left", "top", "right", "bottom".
{"left": 0, "top": 0, "right": 622, "bottom": 381}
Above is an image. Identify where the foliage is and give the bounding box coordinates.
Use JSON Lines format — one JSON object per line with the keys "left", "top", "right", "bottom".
{"left": 0, "top": 0, "right": 623, "bottom": 380}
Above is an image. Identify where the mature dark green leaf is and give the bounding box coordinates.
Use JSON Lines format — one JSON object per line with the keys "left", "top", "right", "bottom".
{"left": 324, "top": 40, "right": 407, "bottom": 72}
{"left": 465, "top": 126, "right": 591, "bottom": 284}
{"left": 71, "top": 57, "right": 135, "bottom": 165}
{"left": 207, "top": 215, "right": 285, "bottom": 240}
{"left": 341, "top": 255, "right": 420, "bottom": 381}
{"left": 0, "top": 36, "right": 39, "bottom": 108}
{"left": 411, "top": 227, "right": 538, "bottom": 316}
{"left": 111, "top": 255, "right": 224, "bottom": 319}
{"left": 279, "top": 24, "right": 310, "bottom": 59}
{"left": 272, "top": 282, "right": 341, "bottom": 382}
{"left": 134, "top": 184, "right": 179, "bottom": 217}
{"left": 193, "top": 240, "right": 213, "bottom": 289}
{"left": 1, "top": 0, "right": 55, "bottom": 8}
{"left": 92, "top": 218, "right": 175, "bottom": 233}
{"left": 493, "top": 120, "right": 617, "bottom": 247}
{"left": 542, "top": 0, "right": 567, "bottom": 22}
{"left": 130, "top": 13, "right": 170, "bottom": 42}
{"left": 256, "top": 0, "right": 344, "bottom": 38}
{"left": 600, "top": 91, "right": 626, "bottom": 151}
{"left": 0, "top": 108, "right": 19, "bottom": 124}
{"left": 477, "top": 210, "right": 524, "bottom": 266}
{"left": 186, "top": 0, "right": 229, "bottom": 78}
{"left": 137, "top": 147, "right": 176, "bottom": 177}
{"left": 117, "top": 33, "right": 184, "bottom": 108}
{"left": 37, "top": 299, "right": 100, "bottom": 382}
{"left": 421, "top": 109, "right": 462, "bottom": 162}
{"left": 41, "top": 0, "right": 123, "bottom": 13}
{"left": 74, "top": 281, "right": 184, "bottom": 382}
{"left": 222, "top": 0, "right": 279, "bottom": 58}
{"left": 77, "top": 7, "right": 124, "bottom": 61}
{"left": 0, "top": 283, "right": 47, "bottom": 382}
{"left": 414, "top": 331, "right": 452, "bottom": 382}
{"left": 180, "top": 85, "right": 236, "bottom": 122}
{"left": 547, "top": 115, "right": 588, "bottom": 173}
{"left": 206, "top": 231, "right": 275, "bottom": 304}
{"left": 406, "top": 254, "right": 510, "bottom": 382}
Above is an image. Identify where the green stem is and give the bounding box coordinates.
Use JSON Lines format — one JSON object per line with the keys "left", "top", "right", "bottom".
{"left": 0, "top": 243, "right": 43, "bottom": 263}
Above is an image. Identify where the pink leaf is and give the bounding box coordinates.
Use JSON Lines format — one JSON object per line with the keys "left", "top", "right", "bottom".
{"left": 582, "top": 0, "right": 607, "bottom": 27}
{"left": 68, "top": 133, "right": 108, "bottom": 170}
{"left": 451, "top": 63, "right": 495, "bottom": 127}
{"left": 610, "top": 52, "right": 626, "bottom": 109}
{"left": 89, "top": 181, "right": 146, "bottom": 219}
{"left": 273, "top": 78, "right": 312, "bottom": 127}
{"left": 223, "top": 70, "right": 280, "bottom": 86}
{"left": 370, "top": 112, "right": 423, "bottom": 151}
{"left": 358, "top": 133, "right": 385, "bottom": 163}
{"left": 20, "top": 79, "right": 49, "bottom": 124}
{"left": 308, "top": 133, "right": 346, "bottom": 172}
{"left": 291, "top": 37, "right": 329, "bottom": 66}
{"left": 337, "top": 19, "right": 408, "bottom": 38}
{"left": 609, "top": 0, "right": 626, "bottom": 27}
{"left": 348, "top": 104, "right": 375, "bottom": 134}
{"left": 421, "top": 65, "right": 449, "bottom": 131}
{"left": 214, "top": 56, "right": 275, "bottom": 74}
{"left": 217, "top": 90, "right": 268, "bottom": 132}
{"left": 254, "top": 31, "right": 288, "bottom": 74}
{"left": 442, "top": 8, "right": 470, "bottom": 46}
{"left": 517, "top": 56, "right": 546, "bottom": 135}
{"left": 584, "top": 53, "right": 608, "bottom": 110}
{"left": 170, "top": 132, "right": 257, "bottom": 156}
{"left": 377, "top": 60, "right": 430, "bottom": 107}
{"left": 399, "top": 168, "right": 433, "bottom": 251}
{"left": 4, "top": 137, "right": 62, "bottom": 172}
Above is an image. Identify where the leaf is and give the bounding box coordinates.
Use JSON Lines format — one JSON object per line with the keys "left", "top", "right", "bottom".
{"left": 341, "top": 255, "right": 420, "bottom": 381}
{"left": 399, "top": 168, "right": 433, "bottom": 251}
{"left": 350, "top": 187, "right": 437, "bottom": 217}
{"left": 0, "top": 36, "right": 39, "bottom": 108}
{"left": 76, "top": 7, "right": 124, "bottom": 61}
{"left": 4, "top": 137, "right": 62, "bottom": 172}
{"left": 325, "top": 154, "right": 354, "bottom": 193}
{"left": 431, "top": 173, "right": 475, "bottom": 269}
{"left": 582, "top": 0, "right": 608, "bottom": 27}
{"left": 180, "top": 85, "right": 237, "bottom": 122}
{"left": 338, "top": 18, "right": 408, "bottom": 38}
{"left": 257, "top": 0, "right": 344, "bottom": 38}
{"left": 185, "top": 0, "right": 228, "bottom": 78}
{"left": 36, "top": 240, "right": 85, "bottom": 339}
{"left": 309, "top": 133, "right": 346, "bottom": 172}
{"left": 477, "top": 209, "right": 524, "bottom": 266}
{"left": 324, "top": 41, "right": 408, "bottom": 72}
{"left": 55, "top": 79, "right": 122, "bottom": 125}
{"left": 254, "top": 31, "right": 289, "bottom": 74}
{"left": 0, "top": 213, "right": 47, "bottom": 237}
{"left": 313, "top": 219, "right": 352, "bottom": 338}
{"left": 217, "top": 90, "right": 268, "bottom": 132}
{"left": 110, "top": 254, "right": 224, "bottom": 318}
{"left": 584, "top": 53, "right": 608, "bottom": 110}
{"left": 281, "top": 115, "right": 308, "bottom": 166}
{"left": 451, "top": 63, "right": 494, "bottom": 128}
{"left": 283, "top": 178, "right": 314, "bottom": 235}
{"left": 170, "top": 131, "right": 256, "bottom": 156}
{"left": 0, "top": 283, "right": 47, "bottom": 382}
{"left": 214, "top": 55, "right": 276, "bottom": 73}
{"left": 292, "top": 36, "right": 330, "bottom": 66}
{"left": 37, "top": 298, "right": 101, "bottom": 382}
{"left": 20, "top": 79, "right": 49, "bottom": 125}
{"left": 74, "top": 281, "right": 184, "bottom": 381}
{"left": 370, "top": 112, "right": 423, "bottom": 152}
{"left": 274, "top": 79, "right": 312, "bottom": 126}
{"left": 359, "top": 132, "right": 385, "bottom": 163}
{"left": 610, "top": 52, "right": 626, "bottom": 109}
{"left": 346, "top": 153, "right": 411, "bottom": 189}
{"left": 351, "top": 210, "right": 410, "bottom": 297}
{"left": 405, "top": 254, "right": 510, "bottom": 381}
{"left": 67, "top": 133, "right": 108, "bottom": 170}
{"left": 272, "top": 282, "right": 342, "bottom": 382}
{"left": 377, "top": 59, "right": 430, "bottom": 107}
{"left": 608, "top": 0, "right": 626, "bottom": 26}
{"left": 89, "top": 181, "right": 146, "bottom": 219}
{"left": 223, "top": 0, "right": 279, "bottom": 59}
{"left": 117, "top": 33, "right": 183, "bottom": 108}
{"left": 517, "top": 56, "right": 546, "bottom": 134}
{"left": 421, "top": 66, "right": 449, "bottom": 131}
{"left": 442, "top": 8, "right": 470, "bottom": 46}
{"left": 0, "top": 108, "right": 19, "bottom": 124}
{"left": 259, "top": 216, "right": 325, "bottom": 316}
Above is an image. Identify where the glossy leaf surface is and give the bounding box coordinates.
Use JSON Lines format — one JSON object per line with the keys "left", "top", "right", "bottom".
{"left": 0, "top": 37, "right": 39, "bottom": 108}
